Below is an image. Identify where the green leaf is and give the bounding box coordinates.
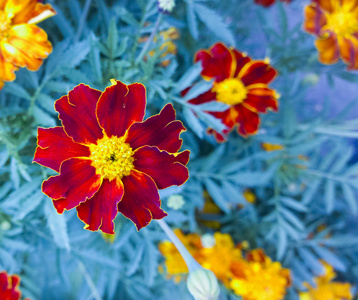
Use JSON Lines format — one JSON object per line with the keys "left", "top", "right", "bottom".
{"left": 44, "top": 200, "right": 70, "bottom": 251}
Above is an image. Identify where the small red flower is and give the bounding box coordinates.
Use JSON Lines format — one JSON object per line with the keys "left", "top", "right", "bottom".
{"left": 185, "top": 42, "right": 278, "bottom": 142}
{"left": 255, "top": 0, "right": 292, "bottom": 7}
{"left": 33, "top": 80, "right": 190, "bottom": 233}
{"left": 0, "top": 272, "right": 27, "bottom": 300}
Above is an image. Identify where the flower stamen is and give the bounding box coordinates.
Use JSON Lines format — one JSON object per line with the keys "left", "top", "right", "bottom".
{"left": 89, "top": 135, "right": 135, "bottom": 181}
{"left": 212, "top": 78, "right": 248, "bottom": 105}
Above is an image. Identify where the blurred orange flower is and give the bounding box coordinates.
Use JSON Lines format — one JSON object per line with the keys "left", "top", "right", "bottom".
{"left": 0, "top": 0, "right": 55, "bottom": 89}
{"left": 159, "top": 230, "right": 291, "bottom": 300}
{"left": 299, "top": 261, "right": 352, "bottom": 300}
{"left": 304, "top": 0, "right": 358, "bottom": 69}
{"left": 230, "top": 249, "right": 291, "bottom": 300}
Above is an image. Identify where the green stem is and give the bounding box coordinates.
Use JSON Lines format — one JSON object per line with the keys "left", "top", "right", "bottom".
{"left": 135, "top": 13, "right": 163, "bottom": 65}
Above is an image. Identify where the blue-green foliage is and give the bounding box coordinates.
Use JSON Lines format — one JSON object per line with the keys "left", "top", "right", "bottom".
{"left": 0, "top": 0, "right": 358, "bottom": 299}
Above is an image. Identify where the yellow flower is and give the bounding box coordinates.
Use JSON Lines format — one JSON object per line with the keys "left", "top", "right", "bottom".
{"left": 261, "top": 142, "right": 284, "bottom": 152}
{"left": 299, "top": 261, "right": 352, "bottom": 300}
{"left": 200, "top": 232, "right": 242, "bottom": 287}
{"left": 230, "top": 249, "right": 291, "bottom": 300}
{"left": 243, "top": 189, "right": 256, "bottom": 204}
{"left": 0, "top": 0, "right": 55, "bottom": 89}
{"left": 148, "top": 27, "right": 179, "bottom": 67}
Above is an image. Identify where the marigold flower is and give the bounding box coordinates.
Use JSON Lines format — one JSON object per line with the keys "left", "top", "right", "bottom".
{"left": 254, "top": 0, "right": 292, "bottom": 7}
{"left": 33, "top": 80, "right": 190, "bottom": 234}
{"left": 299, "top": 261, "right": 352, "bottom": 300}
{"left": 200, "top": 232, "right": 242, "bottom": 287}
{"left": 304, "top": 0, "right": 358, "bottom": 69}
{"left": 185, "top": 43, "right": 279, "bottom": 142}
{"left": 0, "top": 0, "right": 55, "bottom": 89}
{"left": 230, "top": 249, "right": 291, "bottom": 300}
{"left": 0, "top": 271, "right": 26, "bottom": 300}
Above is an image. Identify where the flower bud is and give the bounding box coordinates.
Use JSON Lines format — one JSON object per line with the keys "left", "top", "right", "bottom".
{"left": 157, "top": 0, "right": 175, "bottom": 13}
{"left": 187, "top": 268, "right": 220, "bottom": 300}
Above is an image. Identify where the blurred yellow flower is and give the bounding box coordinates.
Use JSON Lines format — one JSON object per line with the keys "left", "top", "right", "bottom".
{"left": 0, "top": 0, "right": 56, "bottom": 89}
{"left": 261, "top": 142, "right": 284, "bottom": 152}
{"left": 201, "top": 232, "right": 242, "bottom": 287}
{"left": 140, "top": 27, "right": 179, "bottom": 67}
{"left": 243, "top": 189, "right": 256, "bottom": 204}
{"left": 230, "top": 249, "right": 291, "bottom": 300}
{"left": 159, "top": 230, "right": 291, "bottom": 300}
{"left": 299, "top": 261, "right": 352, "bottom": 300}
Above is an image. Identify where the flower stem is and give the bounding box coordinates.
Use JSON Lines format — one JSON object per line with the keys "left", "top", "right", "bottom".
{"left": 74, "top": 0, "right": 92, "bottom": 42}
{"left": 156, "top": 219, "right": 201, "bottom": 273}
{"left": 135, "top": 13, "right": 163, "bottom": 65}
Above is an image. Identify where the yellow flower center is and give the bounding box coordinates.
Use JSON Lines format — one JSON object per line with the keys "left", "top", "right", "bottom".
{"left": 326, "top": 11, "right": 358, "bottom": 37}
{"left": 89, "top": 135, "right": 135, "bottom": 181}
{"left": 0, "top": 11, "right": 11, "bottom": 40}
{"left": 212, "top": 78, "right": 248, "bottom": 105}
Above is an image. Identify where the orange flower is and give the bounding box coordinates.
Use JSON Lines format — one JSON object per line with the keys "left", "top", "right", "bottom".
{"left": 0, "top": 0, "right": 55, "bottom": 89}
{"left": 0, "top": 271, "right": 28, "bottom": 300}
{"left": 304, "top": 0, "right": 358, "bottom": 69}
{"left": 230, "top": 249, "right": 291, "bottom": 300}
{"left": 33, "top": 80, "right": 189, "bottom": 234}
{"left": 299, "top": 261, "right": 352, "bottom": 300}
{"left": 184, "top": 43, "right": 279, "bottom": 142}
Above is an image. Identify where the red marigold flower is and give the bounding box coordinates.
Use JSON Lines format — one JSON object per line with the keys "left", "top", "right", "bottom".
{"left": 33, "top": 80, "right": 190, "bottom": 234}
{"left": 0, "top": 271, "right": 27, "bottom": 300}
{"left": 185, "top": 42, "right": 279, "bottom": 142}
{"left": 0, "top": 0, "right": 56, "bottom": 89}
{"left": 304, "top": 0, "right": 358, "bottom": 69}
{"left": 254, "top": 0, "right": 292, "bottom": 8}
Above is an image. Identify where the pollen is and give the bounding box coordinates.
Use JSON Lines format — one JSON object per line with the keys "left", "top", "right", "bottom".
{"left": 326, "top": 11, "right": 358, "bottom": 37}
{"left": 212, "top": 78, "right": 248, "bottom": 106}
{"left": 0, "top": 11, "right": 11, "bottom": 40}
{"left": 89, "top": 135, "right": 135, "bottom": 181}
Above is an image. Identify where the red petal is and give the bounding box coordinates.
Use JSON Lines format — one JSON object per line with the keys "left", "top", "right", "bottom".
{"left": 134, "top": 146, "right": 189, "bottom": 189}
{"left": 126, "top": 104, "right": 185, "bottom": 153}
{"left": 232, "top": 49, "right": 252, "bottom": 78}
{"left": 195, "top": 42, "right": 234, "bottom": 82}
{"left": 207, "top": 128, "right": 228, "bottom": 143}
{"left": 304, "top": 4, "right": 327, "bottom": 35}
{"left": 240, "top": 61, "right": 277, "bottom": 86}
{"left": 187, "top": 89, "right": 217, "bottom": 105}
{"left": 55, "top": 84, "right": 103, "bottom": 145}
{"left": 315, "top": 32, "right": 340, "bottom": 65}
{"left": 77, "top": 179, "right": 124, "bottom": 234}
{"left": 34, "top": 127, "right": 90, "bottom": 172}
{"left": 117, "top": 170, "right": 167, "bottom": 230}
{"left": 339, "top": 37, "right": 358, "bottom": 70}
{"left": 96, "top": 81, "right": 146, "bottom": 138}
{"left": 42, "top": 158, "right": 102, "bottom": 213}
{"left": 0, "top": 273, "right": 21, "bottom": 300}
{"left": 236, "top": 105, "right": 260, "bottom": 136}
{"left": 254, "top": 0, "right": 275, "bottom": 7}
{"left": 245, "top": 87, "right": 278, "bottom": 113}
